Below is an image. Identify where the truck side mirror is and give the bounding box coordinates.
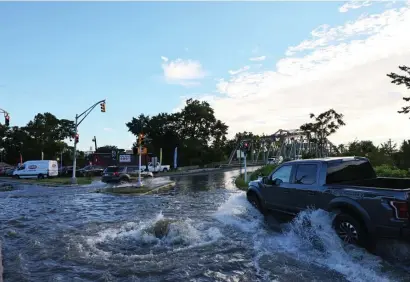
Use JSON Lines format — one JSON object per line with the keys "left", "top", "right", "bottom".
{"left": 273, "top": 178, "right": 283, "bottom": 186}
{"left": 261, "top": 176, "right": 268, "bottom": 184}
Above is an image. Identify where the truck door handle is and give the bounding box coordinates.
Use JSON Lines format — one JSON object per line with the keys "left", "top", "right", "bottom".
{"left": 308, "top": 191, "right": 316, "bottom": 195}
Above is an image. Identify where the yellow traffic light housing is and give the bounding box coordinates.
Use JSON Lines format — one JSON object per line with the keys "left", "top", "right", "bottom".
{"left": 138, "top": 133, "right": 145, "bottom": 146}
{"left": 100, "top": 102, "right": 106, "bottom": 112}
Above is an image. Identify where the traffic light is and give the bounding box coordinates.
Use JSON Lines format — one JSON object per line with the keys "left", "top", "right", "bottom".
{"left": 100, "top": 102, "right": 106, "bottom": 112}
{"left": 138, "top": 133, "right": 145, "bottom": 146}
{"left": 241, "top": 141, "right": 250, "bottom": 155}
{"left": 75, "top": 134, "right": 79, "bottom": 144}
{"left": 4, "top": 114, "right": 10, "bottom": 126}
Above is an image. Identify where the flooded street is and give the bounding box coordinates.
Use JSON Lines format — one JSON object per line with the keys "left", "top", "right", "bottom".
{"left": 1, "top": 169, "right": 410, "bottom": 282}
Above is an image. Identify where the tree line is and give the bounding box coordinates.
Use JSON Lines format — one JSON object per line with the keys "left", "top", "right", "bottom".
{"left": 0, "top": 65, "right": 409, "bottom": 168}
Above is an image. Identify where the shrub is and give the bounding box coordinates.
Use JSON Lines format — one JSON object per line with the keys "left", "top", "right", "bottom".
{"left": 374, "top": 164, "right": 409, "bottom": 178}
{"left": 234, "top": 164, "right": 278, "bottom": 190}
{"left": 249, "top": 164, "right": 277, "bottom": 181}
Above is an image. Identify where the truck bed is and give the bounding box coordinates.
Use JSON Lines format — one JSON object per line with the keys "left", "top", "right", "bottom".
{"left": 339, "top": 177, "right": 410, "bottom": 190}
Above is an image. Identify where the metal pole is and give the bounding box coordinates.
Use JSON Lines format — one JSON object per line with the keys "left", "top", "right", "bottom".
{"left": 71, "top": 115, "right": 78, "bottom": 184}
{"left": 244, "top": 153, "right": 247, "bottom": 183}
{"left": 137, "top": 143, "right": 142, "bottom": 187}
{"left": 239, "top": 151, "right": 242, "bottom": 175}
{"left": 60, "top": 151, "right": 63, "bottom": 169}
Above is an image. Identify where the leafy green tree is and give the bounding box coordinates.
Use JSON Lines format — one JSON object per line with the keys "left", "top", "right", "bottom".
{"left": 300, "top": 109, "right": 346, "bottom": 157}
{"left": 126, "top": 99, "right": 228, "bottom": 166}
{"left": 387, "top": 65, "right": 410, "bottom": 116}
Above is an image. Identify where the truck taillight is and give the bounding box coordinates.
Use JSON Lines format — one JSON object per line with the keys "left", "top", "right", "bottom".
{"left": 390, "top": 201, "right": 409, "bottom": 220}
{"left": 113, "top": 172, "right": 119, "bottom": 176}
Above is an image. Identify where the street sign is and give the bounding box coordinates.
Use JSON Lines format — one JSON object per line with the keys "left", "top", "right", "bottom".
{"left": 138, "top": 147, "right": 147, "bottom": 155}
{"left": 111, "top": 150, "right": 117, "bottom": 160}
{"left": 119, "top": 155, "right": 131, "bottom": 163}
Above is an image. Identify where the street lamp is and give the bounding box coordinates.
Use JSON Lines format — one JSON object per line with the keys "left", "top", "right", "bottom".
{"left": 71, "top": 99, "right": 106, "bottom": 184}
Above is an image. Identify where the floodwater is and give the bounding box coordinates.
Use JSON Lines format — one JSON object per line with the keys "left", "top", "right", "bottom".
{"left": 1, "top": 169, "right": 410, "bottom": 282}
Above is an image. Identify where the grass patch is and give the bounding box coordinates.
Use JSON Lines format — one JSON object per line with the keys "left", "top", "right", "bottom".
{"left": 15, "top": 177, "right": 93, "bottom": 185}
{"left": 38, "top": 177, "right": 93, "bottom": 185}
{"left": 234, "top": 164, "right": 278, "bottom": 191}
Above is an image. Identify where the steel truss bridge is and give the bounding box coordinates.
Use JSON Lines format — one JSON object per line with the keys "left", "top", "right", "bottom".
{"left": 227, "top": 129, "right": 338, "bottom": 165}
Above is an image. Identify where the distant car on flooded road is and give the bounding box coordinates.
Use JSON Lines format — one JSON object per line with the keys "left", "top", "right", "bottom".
{"left": 101, "top": 165, "right": 153, "bottom": 183}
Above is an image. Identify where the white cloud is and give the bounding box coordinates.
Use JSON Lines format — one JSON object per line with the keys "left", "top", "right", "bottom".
{"left": 229, "top": 66, "right": 250, "bottom": 75}
{"left": 339, "top": 0, "right": 373, "bottom": 13}
{"left": 161, "top": 57, "right": 206, "bottom": 87}
{"left": 185, "top": 3, "right": 410, "bottom": 146}
{"left": 103, "top": 127, "right": 113, "bottom": 132}
{"left": 249, "top": 56, "right": 266, "bottom": 62}
{"left": 161, "top": 56, "right": 169, "bottom": 62}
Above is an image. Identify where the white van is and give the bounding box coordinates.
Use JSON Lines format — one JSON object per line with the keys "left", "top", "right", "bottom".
{"left": 13, "top": 160, "right": 59, "bottom": 179}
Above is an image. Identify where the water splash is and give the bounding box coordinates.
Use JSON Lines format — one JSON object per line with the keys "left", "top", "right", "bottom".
{"left": 213, "top": 192, "right": 403, "bottom": 282}
{"left": 72, "top": 211, "right": 222, "bottom": 260}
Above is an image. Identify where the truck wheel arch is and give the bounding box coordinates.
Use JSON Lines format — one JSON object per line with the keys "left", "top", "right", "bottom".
{"left": 327, "top": 197, "right": 374, "bottom": 235}
{"left": 246, "top": 188, "right": 266, "bottom": 214}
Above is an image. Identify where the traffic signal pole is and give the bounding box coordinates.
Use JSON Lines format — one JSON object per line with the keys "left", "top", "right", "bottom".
{"left": 244, "top": 152, "right": 247, "bottom": 183}
{"left": 71, "top": 99, "right": 106, "bottom": 184}
{"left": 136, "top": 142, "right": 142, "bottom": 187}
{"left": 0, "top": 108, "right": 10, "bottom": 126}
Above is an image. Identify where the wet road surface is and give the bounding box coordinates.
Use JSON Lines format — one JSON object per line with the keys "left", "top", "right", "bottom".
{"left": 1, "top": 169, "right": 410, "bottom": 282}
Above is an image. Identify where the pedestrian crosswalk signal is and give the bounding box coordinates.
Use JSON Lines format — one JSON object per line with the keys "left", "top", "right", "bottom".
{"left": 100, "top": 102, "right": 106, "bottom": 112}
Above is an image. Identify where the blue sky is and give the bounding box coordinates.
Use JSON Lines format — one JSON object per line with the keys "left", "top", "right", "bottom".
{"left": 1, "top": 1, "right": 409, "bottom": 151}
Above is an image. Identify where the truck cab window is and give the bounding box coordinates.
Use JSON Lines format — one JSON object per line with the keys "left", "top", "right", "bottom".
{"left": 295, "top": 164, "right": 317, "bottom": 185}
{"left": 271, "top": 165, "right": 292, "bottom": 183}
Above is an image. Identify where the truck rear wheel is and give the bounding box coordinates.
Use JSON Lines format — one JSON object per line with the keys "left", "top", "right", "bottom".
{"left": 332, "top": 213, "right": 368, "bottom": 247}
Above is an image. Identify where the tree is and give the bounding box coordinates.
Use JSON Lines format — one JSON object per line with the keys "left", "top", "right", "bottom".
{"left": 23, "top": 113, "right": 75, "bottom": 160}
{"left": 300, "top": 109, "right": 346, "bottom": 157}
{"left": 387, "top": 65, "right": 410, "bottom": 116}
{"left": 126, "top": 98, "right": 228, "bottom": 166}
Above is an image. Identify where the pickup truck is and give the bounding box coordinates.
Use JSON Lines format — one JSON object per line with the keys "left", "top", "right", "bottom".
{"left": 143, "top": 162, "right": 170, "bottom": 173}
{"left": 247, "top": 157, "right": 410, "bottom": 249}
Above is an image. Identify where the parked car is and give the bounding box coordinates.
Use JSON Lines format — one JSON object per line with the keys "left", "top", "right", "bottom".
{"left": 101, "top": 165, "right": 153, "bottom": 183}
{"left": 59, "top": 166, "right": 82, "bottom": 177}
{"left": 78, "top": 165, "right": 105, "bottom": 177}
{"left": 13, "top": 160, "right": 59, "bottom": 179}
{"left": 246, "top": 156, "right": 410, "bottom": 250}
{"left": 0, "top": 166, "right": 14, "bottom": 176}
{"left": 4, "top": 168, "right": 15, "bottom": 176}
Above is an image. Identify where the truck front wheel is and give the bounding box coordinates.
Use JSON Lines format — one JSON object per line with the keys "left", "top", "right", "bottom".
{"left": 247, "top": 193, "right": 266, "bottom": 215}
{"left": 332, "top": 213, "right": 369, "bottom": 247}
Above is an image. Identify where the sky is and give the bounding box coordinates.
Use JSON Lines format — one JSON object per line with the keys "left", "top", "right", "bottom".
{"left": 1, "top": 1, "right": 410, "bottom": 152}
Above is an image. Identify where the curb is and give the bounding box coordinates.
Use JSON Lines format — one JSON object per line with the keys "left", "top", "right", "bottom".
{"left": 141, "top": 182, "right": 177, "bottom": 195}
{"left": 97, "top": 181, "right": 176, "bottom": 195}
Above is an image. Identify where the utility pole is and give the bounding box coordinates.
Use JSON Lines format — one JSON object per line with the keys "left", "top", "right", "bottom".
{"left": 71, "top": 99, "right": 106, "bottom": 184}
